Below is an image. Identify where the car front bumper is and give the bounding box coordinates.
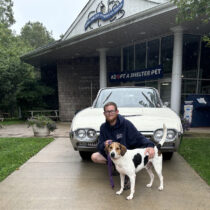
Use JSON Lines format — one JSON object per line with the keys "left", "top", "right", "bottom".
{"left": 69, "top": 131, "right": 182, "bottom": 152}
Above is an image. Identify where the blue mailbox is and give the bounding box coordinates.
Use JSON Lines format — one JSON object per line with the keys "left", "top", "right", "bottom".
{"left": 184, "top": 95, "right": 210, "bottom": 127}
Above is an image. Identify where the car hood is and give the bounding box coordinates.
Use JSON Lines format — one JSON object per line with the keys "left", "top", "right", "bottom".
{"left": 71, "top": 107, "right": 183, "bottom": 133}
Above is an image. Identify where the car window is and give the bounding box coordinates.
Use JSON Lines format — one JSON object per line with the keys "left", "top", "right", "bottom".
{"left": 94, "top": 88, "right": 162, "bottom": 108}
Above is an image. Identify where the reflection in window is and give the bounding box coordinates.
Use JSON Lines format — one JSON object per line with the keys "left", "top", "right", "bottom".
{"left": 182, "top": 35, "right": 200, "bottom": 78}
{"left": 135, "top": 42, "right": 146, "bottom": 70}
{"left": 123, "top": 46, "right": 134, "bottom": 71}
{"left": 147, "top": 39, "right": 159, "bottom": 68}
{"left": 161, "top": 36, "right": 173, "bottom": 77}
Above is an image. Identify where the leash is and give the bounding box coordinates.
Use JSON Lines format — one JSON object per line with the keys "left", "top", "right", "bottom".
{"left": 107, "top": 154, "right": 115, "bottom": 189}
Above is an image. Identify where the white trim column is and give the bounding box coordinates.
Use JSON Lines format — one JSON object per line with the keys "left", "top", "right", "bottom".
{"left": 170, "top": 26, "right": 184, "bottom": 114}
{"left": 98, "top": 48, "right": 108, "bottom": 89}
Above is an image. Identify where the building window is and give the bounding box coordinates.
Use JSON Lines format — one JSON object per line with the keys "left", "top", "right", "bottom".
{"left": 135, "top": 81, "right": 158, "bottom": 89}
{"left": 135, "top": 42, "right": 146, "bottom": 70}
{"left": 145, "top": 80, "right": 158, "bottom": 90}
{"left": 147, "top": 39, "right": 159, "bottom": 68}
{"left": 198, "top": 41, "right": 210, "bottom": 94}
{"left": 182, "top": 35, "right": 200, "bottom": 79}
{"left": 123, "top": 45, "right": 134, "bottom": 71}
{"left": 200, "top": 41, "right": 210, "bottom": 79}
{"left": 199, "top": 80, "right": 210, "bottom": 94}
{"left": 161, "top": 35, "right": 174, "bottom": 77}
{"left": 181, "top": 35, "right": 200, "bottom": 97}
{"left": 182, "top": 80, "right": 197, "bottom": 95}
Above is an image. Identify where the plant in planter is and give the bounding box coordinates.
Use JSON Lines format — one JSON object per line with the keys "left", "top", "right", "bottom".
{"left": 28, "top": 115, "right": 56, "bottom": 137}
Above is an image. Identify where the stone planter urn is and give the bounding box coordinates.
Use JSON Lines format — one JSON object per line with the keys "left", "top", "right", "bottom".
{"left": 28, "top": 116, "right": 56, "bottom": 137}
{"left": 32, "top": 125, "right": 50, "bottom": 137}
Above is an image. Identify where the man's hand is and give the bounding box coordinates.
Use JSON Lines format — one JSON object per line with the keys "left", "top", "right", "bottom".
{"left": 144, "top": 147, "right": 155, "bottom": 159}
{"left": 104, "top": 140, "right": 112, "bottom": 146}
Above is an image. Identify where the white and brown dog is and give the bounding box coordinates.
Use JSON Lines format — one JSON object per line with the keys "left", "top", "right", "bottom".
{"left": 105, "top": 124, "right": 167, "bottom": 200}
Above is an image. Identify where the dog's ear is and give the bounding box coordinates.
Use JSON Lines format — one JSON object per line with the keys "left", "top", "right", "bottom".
{"left": 104, "top": 144, "right": 110, "bottom": 154}
{"left": 120, "top": 144, "right": 127, "bottom": 156}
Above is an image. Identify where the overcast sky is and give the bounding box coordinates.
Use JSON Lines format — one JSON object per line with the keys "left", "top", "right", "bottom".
{"left": 11, "top": 0, "right": 89, "bottom": 40}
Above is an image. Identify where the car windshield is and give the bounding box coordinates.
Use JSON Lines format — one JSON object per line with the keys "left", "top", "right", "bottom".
{"left": 94, "top": 88, "right": 162, "bottom": 108}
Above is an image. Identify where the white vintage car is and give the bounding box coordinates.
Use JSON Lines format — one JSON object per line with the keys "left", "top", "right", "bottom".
{"left": 69, "top": 87, "right": 183, "bottom": 160}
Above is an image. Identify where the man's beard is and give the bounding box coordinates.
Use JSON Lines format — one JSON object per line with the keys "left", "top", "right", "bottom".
{"left": 107, "top": 115, "right": 117, "bottom": 125}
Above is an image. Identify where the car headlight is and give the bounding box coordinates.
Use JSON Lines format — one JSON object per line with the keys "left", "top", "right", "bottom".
{"left": 153, "top": 129, "right": 164, "bottom": 142}
{"left": 87, "top": 129, "right": 96, "bottom": 138}
{"left": 153, "top": 129, "right": 177, "bottom": 142}
{"left": 74, "top": 128, "right": 97, "bottom": 140}
{"left": 75, "top": 129, "right": 86, "bottom": 138}
{"left": 166, "top": 129, "right": 177, "bottom": 141}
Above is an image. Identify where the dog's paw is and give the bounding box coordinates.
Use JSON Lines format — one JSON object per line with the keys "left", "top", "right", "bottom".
{"left": 116, "top": 189, "right": 123, "bottom": 195}
{"left": 158, "top": 186, "right": 163, "bottom": 191}
{"left": 146, "top": 183, "right": 152, "bottom": 188}
{"left": 126, "top": 194, "right": 133, "bottom": 200}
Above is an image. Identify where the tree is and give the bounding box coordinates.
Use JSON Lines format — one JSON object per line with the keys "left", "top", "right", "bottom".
{"left": 0, "top": 23, "right": 55, "bottom": 116}
{"left": 20, "top": 21, "right": 54, "bottom": 49}
{"left": 173, "top": 0, "right": 210, "bottom": 45}
{"left": 0, "top": 0, "right": 15, "bottom": 26}
{"left": 0, "top": 23, "right": 35, "bottom": 114}
{"left": 16, "top": 79, "right": 54, "bottom": 112}
{"left": 0, "top": 3, "right": 56, "bottom": 117}
{"left": 174, "top": 0, "right": 210, "bottom": 23}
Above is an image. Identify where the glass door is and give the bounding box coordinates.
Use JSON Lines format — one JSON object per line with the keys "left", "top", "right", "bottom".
{"left": 158, "top": 79, "right": 171, "bottom": 106}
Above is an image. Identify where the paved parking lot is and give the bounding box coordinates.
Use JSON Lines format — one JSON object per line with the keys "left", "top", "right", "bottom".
{"left": 0, "top": 123, "right": 210, "bottom": 209}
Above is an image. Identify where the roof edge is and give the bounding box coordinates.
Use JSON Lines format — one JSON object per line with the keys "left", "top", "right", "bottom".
{"left": 21, "top": 2, "right": 176, "bottom": 62}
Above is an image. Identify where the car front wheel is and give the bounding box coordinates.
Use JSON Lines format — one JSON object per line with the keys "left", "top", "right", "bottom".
{"left": 163, "top": 152, "right": 173, "bottom": 160}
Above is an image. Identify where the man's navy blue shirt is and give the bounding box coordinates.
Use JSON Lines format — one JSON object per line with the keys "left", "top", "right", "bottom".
{"left": 97, "top": 114, "right": 155, "bottom": 157}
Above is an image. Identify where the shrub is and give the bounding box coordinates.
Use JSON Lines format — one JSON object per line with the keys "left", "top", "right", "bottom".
{"left": 27, "top": 115, "right": 56, "bottom": 132}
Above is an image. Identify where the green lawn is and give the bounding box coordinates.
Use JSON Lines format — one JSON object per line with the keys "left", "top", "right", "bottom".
{"left": 0, "top": 137, "right": 54, "bottom": 182}
{"left": 179, "top": 137, "right": 210, "bottom": 185}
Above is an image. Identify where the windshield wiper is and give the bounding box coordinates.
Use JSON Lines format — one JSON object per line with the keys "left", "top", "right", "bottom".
{"left": 141, "top": 92, "right": 155, "bottom": 107}
{"left": 103, "top": 92, "right": 112, "bottom": 104}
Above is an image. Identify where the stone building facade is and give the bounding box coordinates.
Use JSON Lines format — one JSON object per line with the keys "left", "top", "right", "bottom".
{"left": 22, "top": 0, "right": 210, "bottom": 122}
{"left": 57, "top": 57, "right": 120, "bottom": 121}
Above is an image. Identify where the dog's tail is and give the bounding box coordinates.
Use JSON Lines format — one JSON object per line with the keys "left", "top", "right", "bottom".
{"left": 156, "top": 124, "right": 167, "bottom": 150}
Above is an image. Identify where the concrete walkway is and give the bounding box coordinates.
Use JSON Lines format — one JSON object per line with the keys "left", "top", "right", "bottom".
{"left": 0, "top": 123, "right": 210, "bottom": 210}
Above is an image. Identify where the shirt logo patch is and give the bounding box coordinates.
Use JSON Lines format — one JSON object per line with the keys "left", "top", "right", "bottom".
{"left": 116, "top": 133, "right": 123, "bottom": 139}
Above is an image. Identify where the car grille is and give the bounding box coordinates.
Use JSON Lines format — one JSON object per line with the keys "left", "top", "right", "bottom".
{"left": 87, "top": 141, "right": 98, "bottom": 147}
{"left": 78, "top": 140, "right": 98, "bottom": 147}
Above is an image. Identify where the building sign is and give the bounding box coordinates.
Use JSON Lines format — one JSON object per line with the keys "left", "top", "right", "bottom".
{"left": 109, "top": 66, "right": 163, "bottom": 82}
{"left": 85, "top": 0, "right": 125, "bottom": 31}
